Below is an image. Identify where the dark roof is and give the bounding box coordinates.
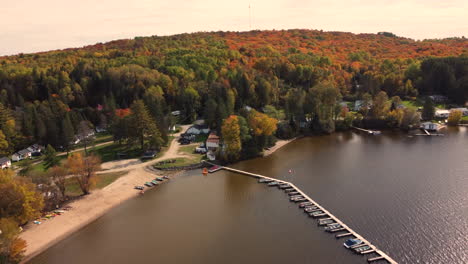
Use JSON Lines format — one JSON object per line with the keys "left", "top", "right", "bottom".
{"left": 0, "top": 157, "right": 10, "bottom": 163}
{"left": 17, "top": 149, "right": 32, "bottom": 155}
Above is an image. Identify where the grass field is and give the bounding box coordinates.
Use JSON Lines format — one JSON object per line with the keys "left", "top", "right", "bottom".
{"left": 65, "top": 171, "right": 128, "bottom": 196}
{"left": 153, "top": 157, "right": 197, "bottom": 168}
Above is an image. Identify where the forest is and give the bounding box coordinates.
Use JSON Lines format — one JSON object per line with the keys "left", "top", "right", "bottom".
{"left": 0, "top": 29, "right": 467, "bottom": 159}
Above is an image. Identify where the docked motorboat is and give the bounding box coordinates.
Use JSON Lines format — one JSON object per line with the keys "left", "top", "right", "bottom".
{"left": 299, "top": 201, "right": 313, "bottom": 208}
{"left": 344, "top": 238, "right": 363, "bottom": 249}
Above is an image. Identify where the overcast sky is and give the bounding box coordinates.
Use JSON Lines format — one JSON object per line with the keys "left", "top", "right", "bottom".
{"left": 1, "top": 0, "right": 467, "bottom": 56}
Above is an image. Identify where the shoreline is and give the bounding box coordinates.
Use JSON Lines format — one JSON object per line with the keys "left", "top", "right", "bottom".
{"left": 263, "top": 136, "right": 301, "bottom": 157}
{"left": 20, "top": 126, "right": 191, "bottom": 263}
{"left": 20, "top": 168, "right": 183, "bottom": 263}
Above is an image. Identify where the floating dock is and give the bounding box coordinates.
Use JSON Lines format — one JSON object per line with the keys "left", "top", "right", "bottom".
{"left": 211, "top": 164, "right": 398, "bottom": 264}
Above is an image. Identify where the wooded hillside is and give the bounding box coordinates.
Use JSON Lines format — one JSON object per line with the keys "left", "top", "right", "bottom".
{"left": 0, "top": 29, "right": 467, "bottom": 154}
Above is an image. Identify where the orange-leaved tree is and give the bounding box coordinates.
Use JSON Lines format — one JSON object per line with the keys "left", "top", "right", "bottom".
{"left": 0, "top": 218, "right": 27, "bottom": 263}
{"left": 66, "top": 153, "right": 101, "bottom": 195}
{"left": 248, "top": 110, "right": 278, "bottom": 137}
{"left": 221, "top": 115, "right": 241, "bottom": 161}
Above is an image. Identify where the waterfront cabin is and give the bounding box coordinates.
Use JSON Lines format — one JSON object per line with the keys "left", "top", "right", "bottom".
{"left": 435, "top": 109, "right": 450, "bottom": 119}
{"left": 12, "top": 149, "right": 33, "bottom": 162}
{"left": 421, "top": 122, "right": 439, "bottom": 131}
{"left": 0, "top": 157, "right": 11, "bottom": 169}
{"left": 206, "top": 132, "right": 220, "bottom": 160}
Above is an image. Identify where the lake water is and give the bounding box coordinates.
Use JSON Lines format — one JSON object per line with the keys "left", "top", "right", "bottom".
{"left": 29, "top": 127, "right": 467, "bottom": 264}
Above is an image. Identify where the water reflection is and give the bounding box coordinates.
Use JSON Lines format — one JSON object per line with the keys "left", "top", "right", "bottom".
{"left": 31, "top": 128, "right": 467, "bottom": 264}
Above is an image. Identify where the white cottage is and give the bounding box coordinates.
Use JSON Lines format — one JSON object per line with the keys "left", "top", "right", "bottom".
{"left": 435, "top": 110, "right": 450, "bottom": 118}
{"left": 0, "top": 157, "right": 11, "bottom": 169}
{"left": 12, "top": 149, "right": 33, "bottom": 162}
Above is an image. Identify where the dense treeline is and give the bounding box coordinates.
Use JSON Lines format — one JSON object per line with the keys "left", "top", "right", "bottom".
{"left": 0, "top": 30, "right": 467, "bottom": 155}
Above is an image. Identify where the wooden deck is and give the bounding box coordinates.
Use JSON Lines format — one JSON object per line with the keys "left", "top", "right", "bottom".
{"left": 214, "top": 164, "right": 398, "bottom": 264}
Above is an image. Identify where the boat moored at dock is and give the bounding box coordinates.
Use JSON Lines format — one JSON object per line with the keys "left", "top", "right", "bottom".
{"left": 216, "top": 163, "right": 398, "bottom": 264}
{"left": 258, "top": 178, "right": 273, "bottom": 183}
{"left": 298, "top": 201, "right": 314, "bottom": 208}
{"left": 208, "top": 165, "right": 222, "bottom": 173}
{"left": 344, "top": 238, "right": 363, "bottom": 249}
{"left": 267, "top": 181, "right": 280, "bottom": 186}
{"left": 318, "top": 218, "right": 334, "bottom": 225}
{"left": 353, "top": 245, "right": 371, "bottom": 253}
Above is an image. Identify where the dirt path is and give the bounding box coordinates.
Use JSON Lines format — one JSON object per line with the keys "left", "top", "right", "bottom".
{"left": 97, "top": 125, "right": 191, "bottom": 172}
{"left": 19, "top": 125, "right": 193, "bottom": 262}
{"left": 57, "top": 141, "right": 114, "bottom": 157}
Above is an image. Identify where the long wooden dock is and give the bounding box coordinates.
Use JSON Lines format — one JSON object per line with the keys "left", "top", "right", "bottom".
{"left": 216, "top": 165, "right": 398, "bottom": 264}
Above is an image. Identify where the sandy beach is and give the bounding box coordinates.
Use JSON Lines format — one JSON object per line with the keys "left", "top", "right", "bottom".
{"left": 20, "top": 129, "right": 297, "bottom": 262}
{"left": 263, "top": 137, "right": 300, "bottom": 157}
{"left": 20, "top": 126, "right": 190, "bottom": 263}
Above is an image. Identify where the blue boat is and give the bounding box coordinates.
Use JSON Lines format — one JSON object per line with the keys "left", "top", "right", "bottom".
{"left": 344, "top": 238, "right": 363, "bottom": 249}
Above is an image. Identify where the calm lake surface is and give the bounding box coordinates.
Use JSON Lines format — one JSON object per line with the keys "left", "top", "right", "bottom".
{"left": 30, "top": 127, "right": 467, "bottom": 264}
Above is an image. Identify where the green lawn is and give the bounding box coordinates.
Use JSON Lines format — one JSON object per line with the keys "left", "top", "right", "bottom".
{"left": 89, "top": 143, "right": 142, "bottom": 163}
{"left": 153, "top": 157, "right": 203, "bottom": 169}
{"left": 179, "top": 144, "right": 197, "bottom": 155}
{"left": 65, "top": 171, "right": 128, "bottom": 196}
{"left": 401, "top": 100, "right": 422, "bottom": 110}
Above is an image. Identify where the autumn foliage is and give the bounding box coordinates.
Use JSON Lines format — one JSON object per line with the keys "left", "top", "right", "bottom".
{"left": 66, "top": 153, "right": 101, "bottom": 195}
{"left": 248, "top": 110, "right": 278, "bottom": 137}
{"left": 221, "top": 115, "right": 241, "bottom": 161}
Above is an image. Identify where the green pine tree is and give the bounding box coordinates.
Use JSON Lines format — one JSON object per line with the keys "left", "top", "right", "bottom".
{"left": 43, "top": 144, "right": 60, "bottom": 170}
{"left": 129, "top": 100, "right": 163, "bottom": 151}
{"left": 61, "top": 113, "right": 75, "bottom": 152}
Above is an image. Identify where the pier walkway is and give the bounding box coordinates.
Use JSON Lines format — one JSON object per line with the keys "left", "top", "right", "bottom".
{"left": 212, "top": 164, "right": 397, "bottom": 264}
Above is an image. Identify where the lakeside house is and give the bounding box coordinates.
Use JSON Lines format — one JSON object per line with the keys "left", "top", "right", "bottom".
{"left": 435, "top": 109, "right": 450, "bottom": 118}
{"left": 421, "top": 122, "right": 439, "bottom": 131}
{"left": 186, "top": 124, "right": 210, "bottom": 135}
{"left": 27, "top": 144, "right": 44, "bottom": 156}
{"left": 206, "top": 132, "right": 220, "bottom": 160}
{"left": 0, "top": 157, "right": 11, "bottom": 169}
{"left": 12, "top": 149, "right": 33, "bottom": 162}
